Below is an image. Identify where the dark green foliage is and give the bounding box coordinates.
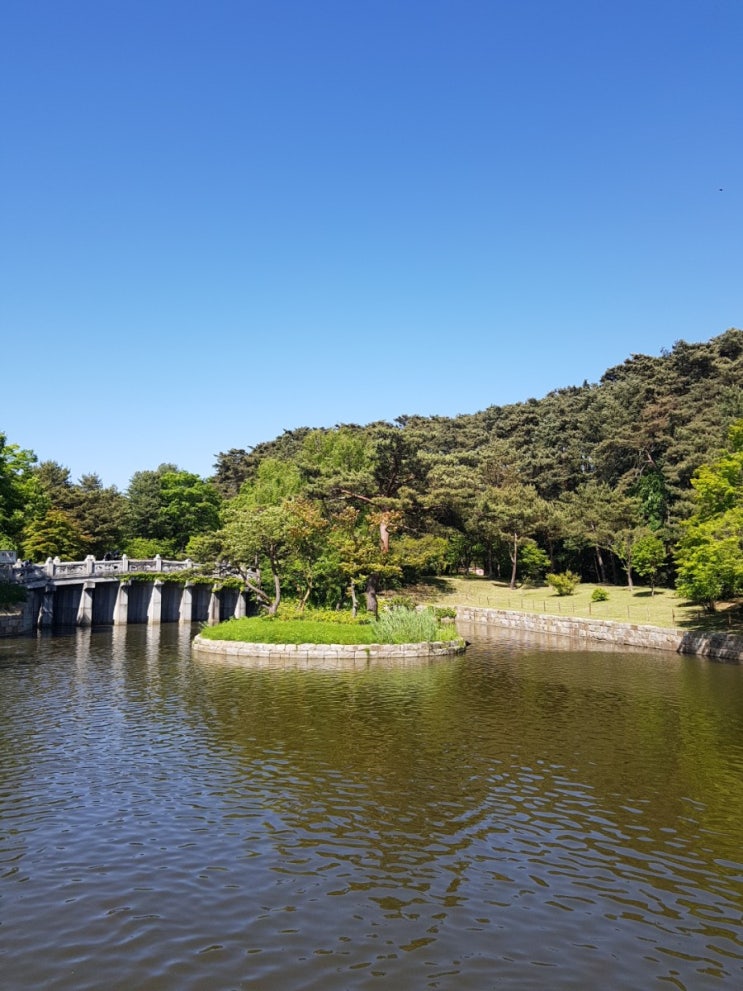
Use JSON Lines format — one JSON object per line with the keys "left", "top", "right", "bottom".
{"left": 0, "top": 581, "right": 27, "bottom": 607}
{"left": 125, "top": 465, "right": 222, "bottom": 555}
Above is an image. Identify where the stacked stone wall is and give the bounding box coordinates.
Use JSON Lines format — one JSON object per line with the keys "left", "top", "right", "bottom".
{"left": 193, "top": 635, "right": 466, "bottom": 668}
{"left": 456, "top": 606, "right": 743, "bottom": 663}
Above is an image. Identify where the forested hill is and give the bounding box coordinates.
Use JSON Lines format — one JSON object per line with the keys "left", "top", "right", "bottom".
{"left": 216, "top": 328, "right": 743, "bottom": 526}
{"left": 3, "top": 327, "right": 742, "bottom": 606}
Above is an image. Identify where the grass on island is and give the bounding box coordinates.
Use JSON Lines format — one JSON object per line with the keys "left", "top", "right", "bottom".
{"left": 200, "top": 606, "right": 463, "bottom": 646}
{"left": 406, "top": 575, "right": 743, "bottom": 634}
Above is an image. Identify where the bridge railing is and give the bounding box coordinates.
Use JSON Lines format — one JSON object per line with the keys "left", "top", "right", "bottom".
{"left": 7, "top": 555, "right": 255, "bottom": 586}
{"left": 9, "top": 555, "right": 197, "bottom": 583}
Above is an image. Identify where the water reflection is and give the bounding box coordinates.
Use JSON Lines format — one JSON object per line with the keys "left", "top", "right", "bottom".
{"left": 0, "top": 624, "right": 742, "bottom": 990}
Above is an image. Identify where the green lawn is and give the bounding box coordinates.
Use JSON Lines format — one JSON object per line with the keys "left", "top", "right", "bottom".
{"left": 200, "top": 613, "right": 463, "bottom": 646}
{"left": 406, "top": 576, "right": 743, "bottom": 633}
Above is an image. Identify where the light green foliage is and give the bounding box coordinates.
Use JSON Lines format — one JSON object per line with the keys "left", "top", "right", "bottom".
{"left": 546, "top": 571, "right": 581, "bottom": 596}
{"left": 185, "top": 531, "right": 224, "bottom": 564}
{"left": 124, "top": 537, "right": 169, "bottom": 558}
{"left": 202, "top": 616, "right": 377, "bottom": 645}
{"left": 234, "top": 457, "right": 303, "bottom": 507}
{"left": 0, "top": 433, "right": 39, "bottom": 550}
{"left": 591, "top": 587, "right": 609, "bottom": 602}
{"left": 391, "top": 533, "right": 450, "bottom": 580}
{"left": 300, "top": 427, "right": 371, "bottom": 479}
{"left": 518, "top": 539, "right": 550, "bottom": 581}
{"left": 22, "top": 508, "right": 90, "bottom": 561}
{"left": 371, "top": 606, "right": 459, "bottom": 644}
{"left": 676, "top": 510, "right": 743, "bottom": 610}
{"left": 632, "top": 532, "right": 667, "bottom": 593}
{"left": 676, "top": 421, "right": 743, "bottom": 610}
{"left": 611, "top": 526, "right": 649, "bottom": 591}
{"left": 201, "top": 607, "right": 460, "bottom": 645}
{"left": 222, "top": 496, "right": 329, "bottom": 613}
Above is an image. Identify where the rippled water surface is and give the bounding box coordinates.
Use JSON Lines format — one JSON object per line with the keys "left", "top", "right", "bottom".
{"left": 1, "top": 622, "right": 743, "bottom": 990}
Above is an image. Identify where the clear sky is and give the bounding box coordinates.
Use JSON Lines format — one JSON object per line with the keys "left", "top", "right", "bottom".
{"left": 2, "top": 0, "right": 741, "bottom": 491}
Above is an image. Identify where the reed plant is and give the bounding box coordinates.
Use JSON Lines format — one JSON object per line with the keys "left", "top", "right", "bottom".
{"left": 371, "top": 606, "right": 459, "bottom": 644}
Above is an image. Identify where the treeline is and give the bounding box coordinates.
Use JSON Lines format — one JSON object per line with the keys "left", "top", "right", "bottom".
{"left": 2, "top": 329, "right": 742, "bottom": 612}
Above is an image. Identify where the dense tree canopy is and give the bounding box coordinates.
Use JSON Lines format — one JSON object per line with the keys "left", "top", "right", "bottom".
{"left": 3, "top": 329, "right": 743, "bottom": 611}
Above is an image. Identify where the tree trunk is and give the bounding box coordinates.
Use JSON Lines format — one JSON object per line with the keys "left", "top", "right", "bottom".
{"left": 268, "top": 569, "right": 281, "bottom": 615}
{"left": 509, "top": 532, "right": 518, "bottom": 589}
{"left": 365, "top": 574, "right": 379, "bottom": 619}
{"left": 595, "top": 544, "right": 607, "bottom": 584}
{"left": 379, "top": 514, "right": 391, "bottom": 554}
{"left": 349, "top": 580, "right": 358, "bottom": 618}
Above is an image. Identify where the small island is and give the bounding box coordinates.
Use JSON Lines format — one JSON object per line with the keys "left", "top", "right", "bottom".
{"left": 192, "top": 606, "right": 467, "bottom": 668}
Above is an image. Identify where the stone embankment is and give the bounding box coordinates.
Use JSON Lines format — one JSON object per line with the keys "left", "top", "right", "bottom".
{"left": 457, "top": 606, "right": 743, "bottom": 663}
{"left": 192, "top": 634, "right": 466, "bottom": 668}
{"left": 0, "top": 603, "right": 35, "bottom": 638}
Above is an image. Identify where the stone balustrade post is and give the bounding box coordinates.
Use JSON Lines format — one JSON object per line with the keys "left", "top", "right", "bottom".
{"left": 147, "top": 580, "right": 163, "bottom": 624}
{"left": 76, "top": 582, "right": 95, "bottom": 626}
{"left": 208, "top": 585, "right": 221, "bottom": 625}
{"left": 120, "top": 554, "right": 129, "bottom": 574}
{"left": 179, "top": 582, "right": 194, "bottom": 624}
{"left": 39, "top": 584, "right": 55, "bottom": 628}
{"left": 85, "top": 555, "right": 96, "bottom": 576}
{"left": 113, "top": 581, "right": 130, "bottom": 626}
{"left": 154, "top": 554, "right": 163, "bottom": 572}
{"left": 233, "top": 590, "right": 247, "bottom": 619}
{"left": 45, "top": 557, "right": 55, "bottom": 578}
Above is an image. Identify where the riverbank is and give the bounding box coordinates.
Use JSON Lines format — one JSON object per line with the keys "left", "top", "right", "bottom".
{"left": 456, "top": 605, "right": 743, "bottom": 662}
{"left": 413, "top": 576, "right": 743, "bottom": 634}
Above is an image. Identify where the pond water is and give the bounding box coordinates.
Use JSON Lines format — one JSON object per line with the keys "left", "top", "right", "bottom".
{"left": 1, "top": 622, "right": 742, "bottom": 990}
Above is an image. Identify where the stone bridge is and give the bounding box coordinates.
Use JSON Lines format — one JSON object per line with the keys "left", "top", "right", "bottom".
{"left": 3, "top": 555, "right": 254, "bottom": 632}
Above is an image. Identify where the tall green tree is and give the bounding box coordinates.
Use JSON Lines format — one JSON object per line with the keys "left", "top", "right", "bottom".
{"left": 125, "top": 464, "right": 221, "bottom": 555}
{"left": 675, "top": 421, "right": 743, "bottom": 610}
{"left": 468, "top": 483, "right": 547, "bottom": 588}
{"left": 560, "top": 483, "right": 640, "bottom": 583}
{"left": 22, "top": 508, "right": 90, "bottom": 560}
{"left": 0, "top": 433, "right": 39, "bottom": 550}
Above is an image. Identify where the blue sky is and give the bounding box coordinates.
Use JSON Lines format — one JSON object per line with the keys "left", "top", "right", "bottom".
{"left": 2, "top": 0, "right": 741, "bottom": 490}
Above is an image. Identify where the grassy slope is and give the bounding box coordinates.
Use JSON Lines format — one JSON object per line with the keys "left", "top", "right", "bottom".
{"left": 408, "top": 576, "right": 743, "bottom": 634}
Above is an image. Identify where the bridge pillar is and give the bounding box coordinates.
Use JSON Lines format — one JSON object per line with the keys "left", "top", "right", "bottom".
{"left": 113, "top": 581, "right": 130, "bottom": 626}
{"left": 147, "top": 580, "right": 163, "bottom": 625}
{"left": 208, "top": 585, "right": 221, "bottom": 625}
{"left": 233, "top": 590, "right": 247, "bottom": 619}
{"left": 76, "top": 581, "right": 95, "bottom": 626}
{"left": 179, "top": 582, "right": 194, "bottom": 624}
{"left": 38, "top": 584, "right": 55, "bottom": 628}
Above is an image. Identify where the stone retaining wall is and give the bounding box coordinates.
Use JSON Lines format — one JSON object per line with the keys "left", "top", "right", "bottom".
{"left": 192, "top": 634, "right": 466, "bottom": 669}
{"left": 0, "top": 599, "right": 36, "bottom": 638}
{"left": 456, "top": 606, "right": 743, "bottom": 663}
